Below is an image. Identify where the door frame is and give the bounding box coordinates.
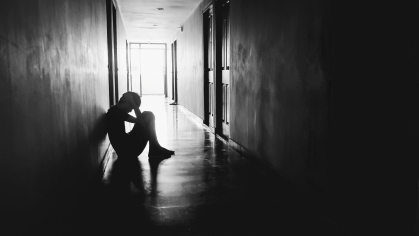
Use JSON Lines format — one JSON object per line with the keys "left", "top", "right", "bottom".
{"left": 171, "top": 41, "right": 178, "bottom": 104}
{"left": 126, "top": 40, "right": 131, "bottom": 91}
{"left": 215, "top": 0, "right": 230, "bottom": 139}
{"left": 203, "top": 3, "right": 216, "bottom": 131}
{"left": 203, "top": 0, "right": 231, "bottom": 138}
{"left": 106, "top": 0, "right": 118, "bottom": 106}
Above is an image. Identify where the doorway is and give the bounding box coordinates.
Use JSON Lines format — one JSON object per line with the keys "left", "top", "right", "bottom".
{"left": 203, "top": 4, "right": 215, "bottom": 131}
{"left": 130, "top": 43, "right": 167, "bottom": 96}
{"left": 203, "top": 1, "right": 231, "bottom": 138}
{"left": 126, "top": 40, "right": 131, "bottom": 91}
{"left": 106, "top": 0, "right": 118, "bottom": 106}
{"left": 171, "top": 41, "right": 178, "bottom": 105}
{"left": 216, "top": 0, "right": 230, "bottom": 139}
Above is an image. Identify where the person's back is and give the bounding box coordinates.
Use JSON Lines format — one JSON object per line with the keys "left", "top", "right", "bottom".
{"left": 106, "top": 105, "right": 131, "bottom": 154}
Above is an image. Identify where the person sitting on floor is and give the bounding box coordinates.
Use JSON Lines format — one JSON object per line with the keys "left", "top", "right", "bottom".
{"left": 106, "top": 92, "right": 174, "bottom": 160}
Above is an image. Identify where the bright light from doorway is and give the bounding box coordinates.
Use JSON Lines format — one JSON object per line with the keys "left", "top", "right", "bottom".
{"left": 130, "top": 43, "right": 166, "bottom": 96}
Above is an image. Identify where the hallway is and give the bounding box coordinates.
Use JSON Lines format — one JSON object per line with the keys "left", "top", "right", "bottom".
{"left": 1, "top": 1, "right": 418, "bottom": 235}
{"left": 89, "top": 96, "right": 347, "bottom": 236}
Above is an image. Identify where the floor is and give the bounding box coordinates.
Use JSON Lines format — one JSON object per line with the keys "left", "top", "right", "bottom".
{"left": 83, "top": 95, "right": 349, "bottom": 236}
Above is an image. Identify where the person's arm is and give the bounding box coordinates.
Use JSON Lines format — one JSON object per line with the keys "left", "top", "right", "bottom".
{"left": 125, "top": 114, "right": 144, "bottom": 124}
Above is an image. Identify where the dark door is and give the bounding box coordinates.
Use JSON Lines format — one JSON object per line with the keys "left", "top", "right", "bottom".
{"left": 204, "top": 5, "right": 215, "bottom": 130}
{"left": 126, "top": 40, "right": 131, "bottom": 91}
{"left": 171, "top": 41, "right": 178, "bottom": 104}
{"left": 106, "top": 0, "right": 118, "bottom": 105}
{"left": 171, "top": 43, "right": 174, "bottom": 101}
{"left": 217, "top": 1, "right": 230, "bottom": 138}
{"left": 164, "top": 44, "right": 168, "bottom": 98}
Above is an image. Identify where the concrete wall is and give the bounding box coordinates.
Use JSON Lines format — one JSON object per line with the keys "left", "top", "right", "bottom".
{"left": 0, "top": 0, "right": 128, "bottom": 234}
{"left": 172, "top": 0, "right": 212, "bottom": 119}
{"left": 230, "top": 0, "right": 333, "bottom": 187}
{"left": 232, "top": 0, "right": 419, "bottom": 234}
{"left": 232, "top": 1, "right": 419, "bottom": 234}
{"left": 176, "top": 0, "right": 418, "bottom": 234}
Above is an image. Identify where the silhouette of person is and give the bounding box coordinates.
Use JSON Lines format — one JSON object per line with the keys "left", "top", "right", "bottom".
{"left": 106, "top": 92, "right": 174, "bottom": 161}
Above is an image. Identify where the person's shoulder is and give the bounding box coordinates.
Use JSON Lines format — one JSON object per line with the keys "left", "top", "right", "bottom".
{"left": 107, "top": 106, "right": 129, "bottom": 119}
{"left": 108, "top": 105, "right": 122, "bottom": 112}
{"left": 106, "top": 106, "right": 120, "bottom": 116}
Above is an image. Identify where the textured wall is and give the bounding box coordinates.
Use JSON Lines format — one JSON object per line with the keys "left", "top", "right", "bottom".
{"left": 230, "top": 0, "right": 333, "bottom": 187}
{"left": 173, "top": 0, "right": 212, "bottom": 119}
{"left": 0, "top": 0, "right": 128, "bottom": 234}
{"left": 230, "top": 0, "right": 418, "bottom": 234}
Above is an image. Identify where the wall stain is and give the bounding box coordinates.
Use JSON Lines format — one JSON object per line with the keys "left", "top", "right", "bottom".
{"left": 237, "top": 43, "right": 248, "bottom": 68}
{"left": 0, "top": 35, "right": 21, "bottom": 50}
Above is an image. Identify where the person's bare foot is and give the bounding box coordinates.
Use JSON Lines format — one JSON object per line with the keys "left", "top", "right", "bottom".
{"left": 148, "top": 147, "right": 175, "bottom": 158}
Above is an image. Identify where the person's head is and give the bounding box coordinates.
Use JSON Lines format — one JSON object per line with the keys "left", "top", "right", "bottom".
{"left": 118, "top": 92, "right": 141, "bottom": 112}
{"left": 127, "top": 92, "right": 141, "bottom": 107}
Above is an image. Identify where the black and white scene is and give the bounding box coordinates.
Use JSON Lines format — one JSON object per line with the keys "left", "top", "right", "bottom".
{"left": 0, "top": 0, "right": 418, "bottom": 235}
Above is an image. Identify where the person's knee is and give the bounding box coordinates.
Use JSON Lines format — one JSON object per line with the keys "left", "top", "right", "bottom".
{"left": 142, "top": 111, "right": 155, "bottom": 123}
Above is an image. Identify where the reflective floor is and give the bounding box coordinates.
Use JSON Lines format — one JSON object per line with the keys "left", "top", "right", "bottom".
{"left": 88, "top": 95, "right": 347, "bottom": 236}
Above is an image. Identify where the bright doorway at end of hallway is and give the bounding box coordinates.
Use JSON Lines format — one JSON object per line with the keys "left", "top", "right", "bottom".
{"left": 130, "top": 43, "right": 167, "bottom": 96}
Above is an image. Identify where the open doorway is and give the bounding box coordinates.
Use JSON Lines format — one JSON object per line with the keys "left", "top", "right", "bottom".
{"left": 203, "top": 3, "right": 215, "bottom": 131}
{"left": 129, "top": 43, "right": 167, "bottom": 96}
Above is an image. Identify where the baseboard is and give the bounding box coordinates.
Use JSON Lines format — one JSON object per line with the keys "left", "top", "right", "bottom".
{"left": 215, "top": 134, "right": 228, "bottom": 144}
{"left": 91, "top": 143, "right": 114, "bottom": 186}
{"left": 228, "top": 138, "right": 301, "bottom": 192}
{"left": 177, "top": 105, "right": 209, "bottom": 130}
{"left": 87, "top": 142, "right": 115, "bottom": 198}
{"left": 101, "top": 143, "right": 114, "bottom": 173}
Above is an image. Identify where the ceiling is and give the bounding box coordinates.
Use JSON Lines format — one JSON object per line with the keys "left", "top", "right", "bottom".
{"left": 116, "top": 0, "right": 202, "bottom": 43}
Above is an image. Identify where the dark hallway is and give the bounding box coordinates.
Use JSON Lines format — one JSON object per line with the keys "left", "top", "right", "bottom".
{"left": 1, "top": 0, "right": 418, "bottom": 235}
